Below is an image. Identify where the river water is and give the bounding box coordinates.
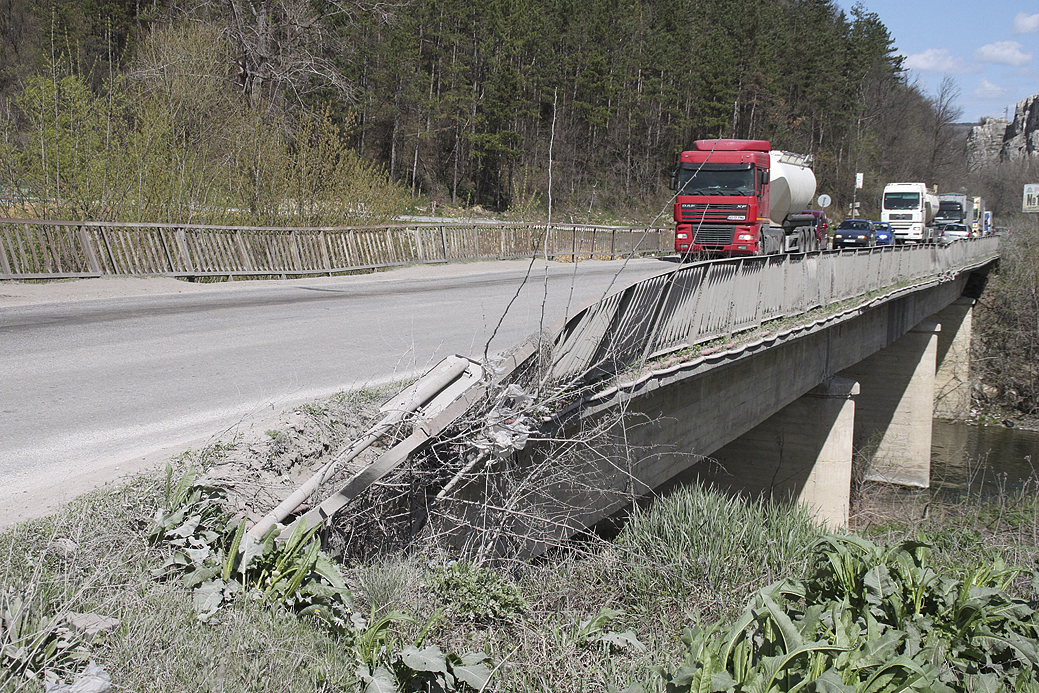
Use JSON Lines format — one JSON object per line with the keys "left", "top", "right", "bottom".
{"left": 931, "top": 419, "right": 1039, "bottom": 494}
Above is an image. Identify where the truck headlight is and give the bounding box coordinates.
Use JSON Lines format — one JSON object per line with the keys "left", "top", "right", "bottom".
{"left": 676, "top": 233, "right": 688, "bottom": 239}
{"left": 737, "top": 233, "right": 754, "bottom": 241}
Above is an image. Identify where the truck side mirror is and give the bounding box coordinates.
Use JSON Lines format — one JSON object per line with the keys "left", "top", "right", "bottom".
{"left": 669, "top": 170, "right": 677, "bottom": 191}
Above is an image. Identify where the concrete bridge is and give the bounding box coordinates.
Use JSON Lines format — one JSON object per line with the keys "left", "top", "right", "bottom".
{"left": 257, "top": 238, "right": 1000, "bottom": 558}
{"left": 421, "top": 238, "right": 1000, "bottom": 557}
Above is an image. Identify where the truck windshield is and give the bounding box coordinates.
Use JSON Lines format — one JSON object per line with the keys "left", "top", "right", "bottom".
{"left": 884, "top": 192, "right": 921, "bottom": 210}
{"left": 675, "top": 167, "right": 755, "bottom": 196}
{"left": 935, "top": 201, "right": 963, "bottom": 220}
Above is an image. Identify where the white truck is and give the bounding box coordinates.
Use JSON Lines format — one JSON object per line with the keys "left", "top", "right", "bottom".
{"left": 882, "top": 182, "right": 939, "bottom": 243}
{"left": 972, "top": 197, "right": 986, "bottom": 236}
{"left": 935, "top": 193, "right": 973, "bottom": 227}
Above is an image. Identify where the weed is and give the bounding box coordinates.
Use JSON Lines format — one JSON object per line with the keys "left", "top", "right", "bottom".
{"left": 0, "top": 588, "right": 90, "bottom": 686}
{"left": 646, "top": 534, "right": 1039, "bottom": 692}
{"left": 430, "top": 560, "right": 528, "bottom": 624}
{"left": 147, "top": 463, "right": 358, "bottom": 630}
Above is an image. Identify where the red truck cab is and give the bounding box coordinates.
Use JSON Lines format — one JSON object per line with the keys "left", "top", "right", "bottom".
{"left": 672, "top": 139, "right": 771, "bottom": 256}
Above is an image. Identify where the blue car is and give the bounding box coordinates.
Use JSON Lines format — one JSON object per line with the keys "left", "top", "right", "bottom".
{"left": 872, "top": 221, "right": 894, "bottom": 245}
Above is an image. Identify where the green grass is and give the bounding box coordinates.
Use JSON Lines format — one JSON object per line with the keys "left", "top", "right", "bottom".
{"left": 4, "top": 464, "right": 1039, "bottom": 692}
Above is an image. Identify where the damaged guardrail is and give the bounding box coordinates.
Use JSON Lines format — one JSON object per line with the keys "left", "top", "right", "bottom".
{"left": 245, "top": 236, "right": 1001, "bottom": 550}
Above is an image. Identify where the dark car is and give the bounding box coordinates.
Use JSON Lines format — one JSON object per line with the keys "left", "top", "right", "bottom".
{"left": 832, "top": 219, "right": 875, "bottom": 248}
{"left": 800, "top": 210, "right": 830, "bottom": 250}
{"left": 872, "top": 221, "right": 894, "bottom": 245}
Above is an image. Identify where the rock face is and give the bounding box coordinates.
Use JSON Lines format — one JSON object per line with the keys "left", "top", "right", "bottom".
{"left": 967, "top": 93, "right": 1039, "bottom": 170}
{"left": 966, "top": 117, "right": 1009, "bottom": 171}
{"left": 1003, "top": 94, "right": 1039, "bottom": 161}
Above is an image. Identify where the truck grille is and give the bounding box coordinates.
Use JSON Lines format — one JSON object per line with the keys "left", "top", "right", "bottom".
{"left": 680, "top": 203, "right": 749, "bottom": 224}
{"left": 888, "top": 214, "right": 912, "bottom": 220}
{"left": 692, "top": 225, "right": 736, "bottom": 245}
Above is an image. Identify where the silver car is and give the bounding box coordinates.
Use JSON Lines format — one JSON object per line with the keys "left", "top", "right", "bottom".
{"left": 938, "top": 223, "right": 970, "bottom": 244}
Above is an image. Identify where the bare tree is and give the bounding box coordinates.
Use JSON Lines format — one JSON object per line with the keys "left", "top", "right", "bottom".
{"left": 927, "top": 76, "right": 964, "bottom": 180}
{"left": 221, "top": 0, "right": 397, "bottom": 109}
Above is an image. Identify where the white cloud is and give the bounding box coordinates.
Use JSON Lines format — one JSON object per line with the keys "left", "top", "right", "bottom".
{"left": 903, "top": 49, "right": 968, "bottom": 72}
{"left": 973, "top": 78, "right": 1009, "bottom": 99}
{"left": 975, "top": 41, "right": 1033, "bottom": 66}
{"left": 1013, "top": 12, "right": 1039, "bottom": 34}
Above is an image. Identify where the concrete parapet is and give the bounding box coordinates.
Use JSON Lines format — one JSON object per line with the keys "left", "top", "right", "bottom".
{"left": 840, "top": 321, "right": 940, "bottom": 487}
{"left": 701, "top": 376, "right": 859, "bottom": 529}
{"left": 933, "top": 298, "right": 974, "bottom": 419}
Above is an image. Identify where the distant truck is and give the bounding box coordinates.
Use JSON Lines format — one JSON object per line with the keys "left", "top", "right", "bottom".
{"left": 935, "top": 193, "right": 973, "bottom": 227}
{"left": 671, "top": 139, "right": 820, "bottom": 257}
{"left": 972, "top": 197, "right": 986, "bottom": 236}
{"left": 881, "top": 182, "right": 939, "bottom": 243}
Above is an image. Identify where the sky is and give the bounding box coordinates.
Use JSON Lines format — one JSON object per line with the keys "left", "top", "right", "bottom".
{"left": 832, "top": 1, "right": 1039, "bottom": 123}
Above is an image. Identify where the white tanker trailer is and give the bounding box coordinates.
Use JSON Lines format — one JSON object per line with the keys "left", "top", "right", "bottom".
{"left": 767, "top": 150, "right": 818, "bottom": 252}
{"left": 672, "top": 139, "right": 820, "bottom": 256}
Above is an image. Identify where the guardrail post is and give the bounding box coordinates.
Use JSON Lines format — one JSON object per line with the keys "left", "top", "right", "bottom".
{"left": 0, "top": 228, "right": 12, "bottom": 277}
{"left": 234, "top": 230, "right": 254, "bottom": 272}
{"left": 176, "top": 228, "right": 195, "bottom": 275}
{"left": 290, "top": 230, "right": 303, "bottom": 271}
{"left": 413, "top": 226, "right": 426, "bottom": 262}
{"left": 347, "top": 229, "right": 359, "bottom": 266}
{"left": 319, "top": 230, "right": 331, "bottom": 273}
{"left": 77, "top": 225, "right": 102, "bottom": 274}
{"left": 157, "top": 227, "right": 176, "bottom": 273}
{"left": 98, "top": 226, "right": 118, "bottom": 275}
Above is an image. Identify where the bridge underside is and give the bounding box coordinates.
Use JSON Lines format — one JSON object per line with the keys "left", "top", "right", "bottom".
{"left": 432, "top": 267, "right": 990, "bottom": 556}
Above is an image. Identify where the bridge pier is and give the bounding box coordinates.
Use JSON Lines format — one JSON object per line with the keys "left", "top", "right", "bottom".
{"left": 840, "top": 321, "right": 940, "bottom": 487}
{"left": 701, "top": 377, "right": 859, "bottom": 529}
{"left": 933, "top": 298, "right": 975, "bottom": 419}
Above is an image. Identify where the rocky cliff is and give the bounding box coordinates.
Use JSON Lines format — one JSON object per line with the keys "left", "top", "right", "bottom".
{"left": 1003, "top": 95, "right": 1039, "bottom": 161}
{"left": 966, "top": 117, "right": 1009, "bottom": 171}
{"left": 967, "top": 94, "right": 1039, "bottom": 170}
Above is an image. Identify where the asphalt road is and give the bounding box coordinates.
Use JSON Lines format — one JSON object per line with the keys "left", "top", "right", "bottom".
{"left": 0, "top": 257, "right": 671, "bottom": 525}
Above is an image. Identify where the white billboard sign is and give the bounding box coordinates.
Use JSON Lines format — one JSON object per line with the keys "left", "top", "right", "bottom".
{"left": 1024, "top": 184, "right": 1039, "bottom": 213}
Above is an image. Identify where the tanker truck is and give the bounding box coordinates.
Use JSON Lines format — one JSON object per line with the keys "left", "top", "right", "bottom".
{"left": 670, "top": 139, "right": 818, "bottom": 257}
{"left": 881, "top": 182, "right": 939, "bottom": 243}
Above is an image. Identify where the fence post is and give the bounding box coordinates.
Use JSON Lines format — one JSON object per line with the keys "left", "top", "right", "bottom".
{"left": 440, "top": 225, "right": 449, "bottom": 261}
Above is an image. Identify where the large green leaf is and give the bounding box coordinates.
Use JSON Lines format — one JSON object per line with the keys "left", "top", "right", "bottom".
{"left": 400, "top": 645, "right": 449, "bottom": 674}
{"left": 453, "top": 653, "right": 493, "bottom": 690}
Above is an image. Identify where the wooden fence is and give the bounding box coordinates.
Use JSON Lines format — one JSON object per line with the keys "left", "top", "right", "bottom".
{"left": 0, "top": 219, "right": 670, "bottom": 280}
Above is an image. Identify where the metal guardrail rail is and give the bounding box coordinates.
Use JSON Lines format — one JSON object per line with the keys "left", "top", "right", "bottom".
{"left": 547, "top": 236, "right": 1001, "bottom": 385}
{"left": 0, "top": 218, "right": 669, "bottom": 280}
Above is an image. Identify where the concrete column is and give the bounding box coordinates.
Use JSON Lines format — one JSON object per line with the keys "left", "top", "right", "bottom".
{"left": 701, "top": 377, "right": 859, "bottom": 530}
{"left": 933, "top": 298, "right": 974, "bottom": 419}
{"left": 840, "top": 321, "right": 940, "bottom": 488}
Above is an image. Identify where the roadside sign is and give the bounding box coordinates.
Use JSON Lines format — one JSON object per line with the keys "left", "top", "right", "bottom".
{"left": 855, "top": 173, "right": 864, "bottom": 189}
{"left": 1024, "top": 184, "right": 1039, "bottom": 213}
{"left": 817, "top": 194, "right": 832, "bottom": 208}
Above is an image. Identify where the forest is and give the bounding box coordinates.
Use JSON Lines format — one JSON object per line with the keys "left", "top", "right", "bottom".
{"left": 0, "top": 0, "right": 979, "bottom": 225}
